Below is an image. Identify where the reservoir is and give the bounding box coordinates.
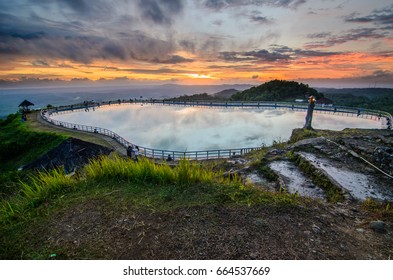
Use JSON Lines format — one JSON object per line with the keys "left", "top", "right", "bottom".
{"left": 50, "top": 103, "right": 382, "bottom": 152}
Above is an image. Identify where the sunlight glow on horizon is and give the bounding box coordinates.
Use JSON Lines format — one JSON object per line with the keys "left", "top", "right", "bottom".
{"left": 0, "top": 0, "right": 392, "bottom": 88}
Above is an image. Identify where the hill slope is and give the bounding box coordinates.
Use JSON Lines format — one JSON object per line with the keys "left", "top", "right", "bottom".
{"left": 230, "top": 80, "right": 323, "bottom": 101}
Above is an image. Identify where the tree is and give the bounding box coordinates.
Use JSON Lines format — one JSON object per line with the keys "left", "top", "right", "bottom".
{"left": 230, "top": 80, "right": 323, "bottom": 101}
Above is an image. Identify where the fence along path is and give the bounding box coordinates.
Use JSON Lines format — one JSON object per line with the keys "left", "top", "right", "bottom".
{"left": 41, "top": 100, "right": 393, "bottom": 161}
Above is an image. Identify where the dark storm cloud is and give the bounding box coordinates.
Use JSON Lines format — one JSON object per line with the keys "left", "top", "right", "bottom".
{"left": 58, "top": 0, "right": 89, "bottom": 13}
{"left": 202, "top": 0, "right": 307, "bottom": 10}
{"left": 270, "top": 45, "right": 340, "bottom": 57}
{"left": 102, "top": 42, "right": 127, "bottom": 60}
{"left": 32, "top": 60, "right": 50, "bottom": 66}
{"left": 307, "top": 32, "right": 332, "bottom": 39}
{"left": 138, "top": 0, "right": 183, "bottom": 25}
{"left": 179, "top": 40, "right": 196, "bottom": 53}
{"left": 0, "top": 12, "right": 45, "bottom": 39}
{"left": 152, "top": 55, "right": 194, "bottom": 64}
{"left": 345, "top": 4, "right": 393, "bottom": 28}
{"left": 250, "top": 15, "right": 273, "bottom": 24}
{"left": 56, "top": 0, "right": 115, "bottom": 20}
{"left": 0, "top": 1, "right": 183, "bottom": 65}
{"left": 219, "top": 49, "right": 290, "bottom": 62}
{"left": 218, "top": 45, "right": 339, "bottom": 62}
{"left": 0, "top": 26, "right": 176, "bottom": 64}
{"left": 245, "top": 49, "right": 291, "bottom": 61}
{"left": 113, "top": 67, "right": 190, "bottom": 75}
{"left": 305, "top": 28, "right": 387, "bottom": 48}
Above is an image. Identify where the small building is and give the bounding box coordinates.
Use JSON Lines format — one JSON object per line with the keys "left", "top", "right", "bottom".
{"left": 18, "top": 99, "right": 35, "bottom": 111}
{"left": 315, "top": 97, "right": 333, "bottom": 106}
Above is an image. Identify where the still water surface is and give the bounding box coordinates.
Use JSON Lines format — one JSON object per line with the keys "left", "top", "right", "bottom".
{"left": 51, "top": 104, "right": 381, "bottom": 151}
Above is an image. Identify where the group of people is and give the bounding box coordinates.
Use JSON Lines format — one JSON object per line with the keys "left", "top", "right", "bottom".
{"left": 126, "top": 145, "right": 140, "bottom": 161}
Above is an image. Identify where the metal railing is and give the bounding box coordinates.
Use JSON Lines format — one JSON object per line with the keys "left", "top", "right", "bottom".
{"left": 41, "top": 108, "right": 263, "bottom": 160}
{"left": 41, "top": 99, "right": 392, "bottom": 160}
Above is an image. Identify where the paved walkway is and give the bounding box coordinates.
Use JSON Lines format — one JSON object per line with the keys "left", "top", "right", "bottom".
{"left": 33, "top": 111, "right": 127, "bottom": 156}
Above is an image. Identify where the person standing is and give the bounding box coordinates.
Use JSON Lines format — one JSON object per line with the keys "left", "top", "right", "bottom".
{"left": 126, "top": 145, "right": 133, "bottom": 159}
{"left": 304, "top": 95, "right": 315, "bottom": 129}
{"left": 133, "top": 146, "right": 139, "bottom": 161}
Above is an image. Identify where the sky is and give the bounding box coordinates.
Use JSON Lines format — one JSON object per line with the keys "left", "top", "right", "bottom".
{"left": 1, "top": 0, "right": 393, "bottom": 88}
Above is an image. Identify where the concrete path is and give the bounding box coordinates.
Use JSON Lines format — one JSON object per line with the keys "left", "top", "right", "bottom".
{"left": 32, "top": 111, "right": 127, "bottom": 156}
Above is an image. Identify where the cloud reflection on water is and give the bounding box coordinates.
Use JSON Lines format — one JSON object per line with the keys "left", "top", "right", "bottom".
{"left": 52, "top": 104, "right": 381, "bottom": 151}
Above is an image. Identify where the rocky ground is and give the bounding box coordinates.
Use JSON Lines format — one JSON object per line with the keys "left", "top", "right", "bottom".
{"left": 38, "top": 199, "right": 392, "bottom": 260}
{"left": 14, "top": 128, "right": 393, "bottom": 260}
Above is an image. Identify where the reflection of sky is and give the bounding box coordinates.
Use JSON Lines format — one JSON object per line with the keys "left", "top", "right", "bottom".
{"left": 51, "top": 104, "right": 381, "bottom": 151}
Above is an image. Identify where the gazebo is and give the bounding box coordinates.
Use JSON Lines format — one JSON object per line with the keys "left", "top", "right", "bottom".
{"left": 18, "top": 99, "right": 34, "bottom": 111}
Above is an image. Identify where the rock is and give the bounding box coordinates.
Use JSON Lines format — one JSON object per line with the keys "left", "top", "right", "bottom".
{"left": 290, "top": 137, "right": 326, "bottom": 148}
{"left": 369, "top": 221, "right": 386, "bottom": 233}
{"left": 249, "top": 252, "right": 258, "bottom": 259}
{"left": 254, "top": 218, "right": 268, "bottom": 228}
{"left": 269, "top": 149, "right": 284, "bottom": 155}
{"left": 312, "top": 224, "right": 321, "bottom": 233}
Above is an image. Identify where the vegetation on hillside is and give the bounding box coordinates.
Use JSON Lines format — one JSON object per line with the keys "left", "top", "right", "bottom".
{"left": 322, "top": 93, "right": 393, "bottom": 115}
{"left": 165, "top": 92, "right": 222, "bottom": 102}
{"left": 0, "top": 113, "right": 67, "bottom": 199}
{"left": 0, "top": 155, "right": 300, "bottom": 258}
{"left": 164, "top": 81, "right": 393, "bottom": 115}
{"left": 230, "top": 80, "right": 324, "bottom": 101}
{"left": 0, "top": 114, "right": 67, "bottom": 171}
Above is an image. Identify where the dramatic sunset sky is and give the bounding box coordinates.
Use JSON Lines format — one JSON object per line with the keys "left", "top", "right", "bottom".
{"left": 1, "top": 0, "right": 393, "bottom": 87}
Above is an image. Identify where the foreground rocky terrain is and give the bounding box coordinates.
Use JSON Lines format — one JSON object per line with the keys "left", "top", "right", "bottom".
{"left": 6, "top": 128, "right": 392, "bottom": 260}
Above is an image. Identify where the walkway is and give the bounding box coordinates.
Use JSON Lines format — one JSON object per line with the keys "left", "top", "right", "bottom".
{"left": 32, "top": 111, "right": 126, "bottom": 156}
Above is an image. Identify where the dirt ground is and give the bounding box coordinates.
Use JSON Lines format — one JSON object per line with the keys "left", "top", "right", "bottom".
{"left": 31, "top": 198, "right": 391, "bottom": 260}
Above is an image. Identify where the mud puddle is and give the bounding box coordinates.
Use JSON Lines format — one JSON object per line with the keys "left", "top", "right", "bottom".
{"left": 269, "top": 160, "right": 326, "bottom": 200}
{"left": 298, "top": 152, "right": 393, "bottom": 201}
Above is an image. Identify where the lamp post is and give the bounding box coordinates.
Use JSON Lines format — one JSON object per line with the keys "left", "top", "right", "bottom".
{"left": 304, "top": 95, "right": 315, "bottom": 129}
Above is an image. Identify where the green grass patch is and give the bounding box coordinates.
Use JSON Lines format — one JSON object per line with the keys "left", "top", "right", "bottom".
{"left": 362, "top": 199, "right": 393, "bottom": 221}
{"left": 0, "top": 113, "right": 68, "bottom": 204}
{"left": 1, "top": 155, "right": 299, "bottom": 225}
{"left": 0, "top": 113, "right": 67, "bottom": 171}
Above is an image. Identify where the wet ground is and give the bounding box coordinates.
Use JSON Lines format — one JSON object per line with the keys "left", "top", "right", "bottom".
{"left": 297, "top": 152, "right": 391, "bottom": 201}
{"left": 239, "top": 130, "right": 393, "bottom": 202}
{"left": 269, "top": 160, "right": 326, "bottom": 200}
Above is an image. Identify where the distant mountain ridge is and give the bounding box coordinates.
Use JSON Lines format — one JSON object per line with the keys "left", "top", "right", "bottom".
{"left": 317, "top": 88, "right": 393, "bottom": 98}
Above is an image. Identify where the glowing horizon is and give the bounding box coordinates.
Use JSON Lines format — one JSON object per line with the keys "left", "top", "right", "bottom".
{"left": 1, "top": 0, "right": 393, "bottom": 88}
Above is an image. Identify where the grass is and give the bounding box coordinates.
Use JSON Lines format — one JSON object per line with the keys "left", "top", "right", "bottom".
{"left": 0, "top": 155, "right": 299, "bottom": 224}
{"left": 0, "top": 113, "right": 67, "bottom": 201}
{"left": 362, "top": 198, "right": 393, "bottom": 221}
{"left": 0, "top": 154, "right": 300, "bottom": 259}
{"left": 0, "top": 113, "right": 67, "bottom": 171}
